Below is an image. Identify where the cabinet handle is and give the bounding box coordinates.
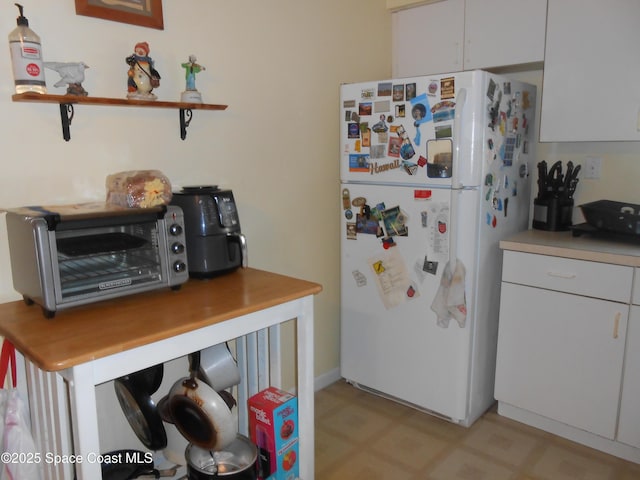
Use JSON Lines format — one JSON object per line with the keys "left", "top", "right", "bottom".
{"left": 546, "top": 271, "right": 576, "bottom": 279}
{"left": 613, "top": 312, "right": 621, "bottom": 339}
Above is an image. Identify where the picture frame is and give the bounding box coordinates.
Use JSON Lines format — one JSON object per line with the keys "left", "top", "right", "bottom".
{"left": 75, "top": 0, "right": 164, "bottom": 30}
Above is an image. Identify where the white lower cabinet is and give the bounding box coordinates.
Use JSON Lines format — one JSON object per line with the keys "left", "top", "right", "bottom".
{"left": 496, "top": 251, "right": 639, "bottom": 460}
{"left": 495, "top": 282, "right": 627, "bottom": 439}
{"left": 618, "top": 281, "right": 640, "bottom": 448}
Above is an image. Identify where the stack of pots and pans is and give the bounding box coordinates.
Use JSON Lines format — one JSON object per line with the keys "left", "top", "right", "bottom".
{"left": 166, "top": 343, "right": 257, "bottom": 479}
{"left": 116, "top": 343, "right": 257, "bottom": 479}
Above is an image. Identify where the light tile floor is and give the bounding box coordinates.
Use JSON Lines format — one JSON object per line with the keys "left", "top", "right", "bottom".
{"left": 315, "top": 380, "right": 640, "bottom": 480}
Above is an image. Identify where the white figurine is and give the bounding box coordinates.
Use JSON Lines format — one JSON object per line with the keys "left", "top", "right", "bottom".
{"left": 44, "top": 61, "right": 89, "bottom": 96}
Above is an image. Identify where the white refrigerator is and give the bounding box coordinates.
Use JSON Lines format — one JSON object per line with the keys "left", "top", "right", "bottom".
{"left": 339, "top": 70, "right": 536, "bottom": 426}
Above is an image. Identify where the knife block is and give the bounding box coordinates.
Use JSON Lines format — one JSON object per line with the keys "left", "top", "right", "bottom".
{"left": 532, "top": 197, "right": 574, "bottom": 231}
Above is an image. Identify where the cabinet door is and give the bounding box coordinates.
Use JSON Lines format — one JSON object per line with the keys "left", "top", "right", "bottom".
{"left": 495, "top": 282, "right": 628, "bottom": 439}
{"left": 463, "top": 0, "right": 547, "bottom": 70}
{"left": 540, "top": 0, "right": 640, "bottom": 141}
{"left": 618, "top": 305, "right": 640, "bottom": 448}
{"left": 391, "top": 0, "right": 465, "bottom": 77}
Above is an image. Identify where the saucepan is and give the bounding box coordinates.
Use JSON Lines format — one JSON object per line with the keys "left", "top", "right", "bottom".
{"left": 185, "top": 435, "right": 258, "bottom": 480}
{"left": 168, "top": 352, "right": 237, "bottom": 451}
{"left": 190, "top": 342, "right": 241, "bottom": 392}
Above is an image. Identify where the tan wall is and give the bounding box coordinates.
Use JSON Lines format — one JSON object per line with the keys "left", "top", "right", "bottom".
{"left": 0, "top": 0, "right": 391, "bottom": 449}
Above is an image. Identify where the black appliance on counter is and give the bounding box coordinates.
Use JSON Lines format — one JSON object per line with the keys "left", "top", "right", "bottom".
{"left": 171, "top": 186, "right": 247, "bottom": 277}
{"left": 572, "top": 200, "right": 640, "bottom": 241}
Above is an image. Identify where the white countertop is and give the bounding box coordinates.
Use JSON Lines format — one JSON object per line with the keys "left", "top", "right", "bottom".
{"left": 500, "top": 229, "right": 640, "bottom": 267}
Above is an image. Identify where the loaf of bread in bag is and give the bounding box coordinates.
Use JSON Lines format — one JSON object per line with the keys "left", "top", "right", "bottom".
{"left": 106, "top": 170, "right": 172, "bottom": 208}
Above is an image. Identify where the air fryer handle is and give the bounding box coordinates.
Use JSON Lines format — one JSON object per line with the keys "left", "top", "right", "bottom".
{"left": 228, "top": 232, "right": 248, "bottom": 268}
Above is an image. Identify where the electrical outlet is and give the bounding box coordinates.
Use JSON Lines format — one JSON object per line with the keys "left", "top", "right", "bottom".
{"left": 584, "top": 156, "right": 602, "bottom": 179}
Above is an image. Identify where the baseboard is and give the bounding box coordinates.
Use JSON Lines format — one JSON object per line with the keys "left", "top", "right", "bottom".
{"left": 498, "top": 401, "right": 640, "bottom": 464}
{"left": 314, "top": 368, "right": 341, "bottom": 391}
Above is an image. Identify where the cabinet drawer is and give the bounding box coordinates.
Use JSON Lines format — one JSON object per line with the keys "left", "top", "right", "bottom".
{"left": 502, "top": 251, "right": 633, "bottom": 303}
{"left": 633, "top": 268, "right": 640, "bottom": 306}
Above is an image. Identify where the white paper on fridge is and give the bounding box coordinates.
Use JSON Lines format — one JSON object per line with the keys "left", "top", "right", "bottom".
{"left": 368, "top": 248, "right": 418, "bottom": 309}
{"left": 427, "top": 202, "right": 450, "bottom": 263}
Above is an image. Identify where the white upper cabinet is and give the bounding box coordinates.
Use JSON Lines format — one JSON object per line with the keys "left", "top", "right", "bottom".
{"left": 540, "top": 0, "right": 640, "bottom": 142}
{"left": 463, "top": 0, "right": 546, "bottom": 70}
{"left": 392, "top": 0, "right": 547, "bottom": 78}
{"left": 392, "top": 0, "right": 465, "bottom": 77}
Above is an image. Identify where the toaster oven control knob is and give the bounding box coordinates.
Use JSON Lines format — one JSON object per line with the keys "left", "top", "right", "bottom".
{"left": 173, "top": 260, "right": 187, "bottom": 273}
{"left": 169, "top": 223, "right": 183, "bottom": 236}
{"left": 171, "top": 242, "right": 185, "bottom": 254}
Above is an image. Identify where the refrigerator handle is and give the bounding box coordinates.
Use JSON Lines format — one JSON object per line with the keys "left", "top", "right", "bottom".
{"left": 449, "top": 88, "right": 467, "bottom": 270}
{"left": 449, "top": 190, "right": 459, "bottom": 271}
{"left": 452, "top": 87, "right": 467, "bottom": 190}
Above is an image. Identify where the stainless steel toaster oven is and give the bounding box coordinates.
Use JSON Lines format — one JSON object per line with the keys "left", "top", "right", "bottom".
{"left": 5, "top": 203, "right": 189, "bottom": 317}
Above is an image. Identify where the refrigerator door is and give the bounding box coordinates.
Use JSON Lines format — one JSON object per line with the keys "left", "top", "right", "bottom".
{"left": 461, "top": 73, "right": 537, "bottom": 424}
{"left": 477, "top": 72, "right": 536, "bottom": 234}
{"left": 340, "top": 72, "right": 479, "bottom": 187}
{"left": 340, "top": 183, "right": 476, "bottom": 422}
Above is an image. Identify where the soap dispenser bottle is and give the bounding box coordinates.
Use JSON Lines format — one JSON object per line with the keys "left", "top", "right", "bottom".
{"left": 9, "top": 3, "right": 46, "bottom": 94}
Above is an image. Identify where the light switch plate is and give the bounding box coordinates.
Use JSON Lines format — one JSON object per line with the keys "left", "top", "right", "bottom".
{"left": 584, "top": 156, "right": 602, "bottom": 179}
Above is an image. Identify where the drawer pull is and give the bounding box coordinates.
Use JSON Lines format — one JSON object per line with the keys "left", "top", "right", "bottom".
{"left": 613, "top": 312, "right": 621, "bottom": 339}
{"left": 546, "top": 271, "right": 577, "bottom": 279}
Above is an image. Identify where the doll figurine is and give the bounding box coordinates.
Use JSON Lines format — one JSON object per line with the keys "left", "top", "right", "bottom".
{"left": 180, "top": 54, "right": 205, "bottom": 103}
{"left": 126, "top": 42, "right": 161, "bottom": 100}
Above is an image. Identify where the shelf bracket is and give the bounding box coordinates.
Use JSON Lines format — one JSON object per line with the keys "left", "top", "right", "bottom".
{"left": 179, "top": 108, "right": 193, "bottom": 140}
{"left": 59, "top": 103, "right": 74, "bottom": 141}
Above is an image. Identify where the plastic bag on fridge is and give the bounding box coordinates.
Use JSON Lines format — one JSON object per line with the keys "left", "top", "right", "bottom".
{"left": 1, "top": 339, "right": 42, "bottom": 480}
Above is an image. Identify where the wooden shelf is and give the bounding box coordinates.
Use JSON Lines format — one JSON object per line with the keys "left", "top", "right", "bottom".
{"left": 12, "top": 92, "right": 227, "bottom": 110}
{"left": 12, "top": 92, "right": 228, "bottom": 140}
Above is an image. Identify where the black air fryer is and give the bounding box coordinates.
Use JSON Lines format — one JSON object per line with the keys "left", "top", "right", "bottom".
{"left": 171, "top": 186, "right": 247, "bottom": 277}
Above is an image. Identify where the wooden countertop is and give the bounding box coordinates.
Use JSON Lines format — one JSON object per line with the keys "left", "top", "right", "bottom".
{"left": 0, "top": 268, "right": 322, "bottom": 372}
{"left": 500, "top": 229, "right": 640, "bottom": 267}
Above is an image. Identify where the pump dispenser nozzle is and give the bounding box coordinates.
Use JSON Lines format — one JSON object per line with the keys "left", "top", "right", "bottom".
{"left": 14, "top": 4, "right": 28, "bottom": 26}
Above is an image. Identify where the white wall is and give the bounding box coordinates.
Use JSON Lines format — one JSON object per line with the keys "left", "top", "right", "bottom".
{"left": 0, "top": 0, "right": 391, "bottom": 450}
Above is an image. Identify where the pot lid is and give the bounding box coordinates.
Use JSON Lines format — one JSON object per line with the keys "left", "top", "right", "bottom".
{"left": 114, "top": 374, "right": 167, "bottom": 450}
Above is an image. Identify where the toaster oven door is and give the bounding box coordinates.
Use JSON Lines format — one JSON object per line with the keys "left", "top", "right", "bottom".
{"left": 53, "top": 221, "right": 164, "bottom": 303}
